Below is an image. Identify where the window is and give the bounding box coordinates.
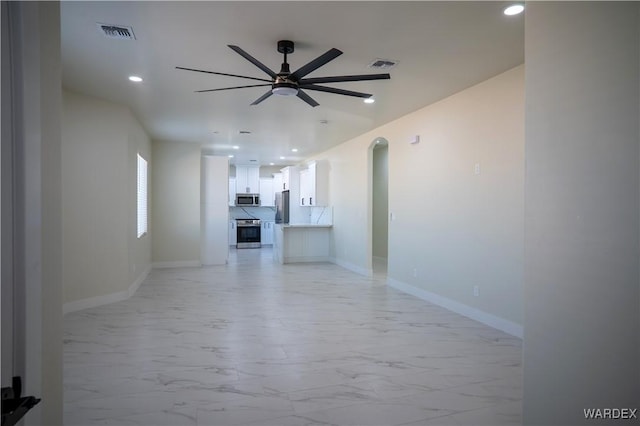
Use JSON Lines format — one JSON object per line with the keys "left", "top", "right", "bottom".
{"left": 137, "top": 153, "right": 148, "bottom": 238}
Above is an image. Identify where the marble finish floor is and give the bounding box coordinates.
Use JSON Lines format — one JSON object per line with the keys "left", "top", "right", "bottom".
{"left": 64, "top": 248, "right": 522, "bottom": 426}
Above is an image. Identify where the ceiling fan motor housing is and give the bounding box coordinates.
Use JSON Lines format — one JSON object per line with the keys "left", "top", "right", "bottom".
{"left": 272, "top": 76, "right": 298, "bottom": 96}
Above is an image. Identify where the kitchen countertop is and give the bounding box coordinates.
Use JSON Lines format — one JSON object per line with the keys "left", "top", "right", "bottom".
{"left": 280, "top": 223, "right": 333, "bottom": 228}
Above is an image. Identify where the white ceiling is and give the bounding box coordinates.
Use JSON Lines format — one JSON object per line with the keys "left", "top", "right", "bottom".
{"left": 61, "top": 1, "right": 524, "bottom": 167}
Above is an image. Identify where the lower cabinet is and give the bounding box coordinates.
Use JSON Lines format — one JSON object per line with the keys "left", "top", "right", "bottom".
{"left": 261, "top": 221, "right": 274, "bottom": 245}
{"left": 273, "top": 224, "right": 331, "bottom": 264}
{"left": 229, "top": 221, "right": 237, "bottom": 246}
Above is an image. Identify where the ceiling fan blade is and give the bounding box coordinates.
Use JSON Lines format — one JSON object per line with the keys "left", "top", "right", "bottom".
{"left": 300, "top": 73, "right": 390, "bottom": 85}
{"left": 296, "top": 90, "right": 319, "bottom": 107}
{"left": 250, "top": 90, "right": 274, "bottom": 106}
{"left": 290, "top": 48, "right": 343, "bottom": 81}
{"left": 228, "top": 45, "right": 278, "bottom": 79}
{"left": 176, "top": 67, "right": 272, "bottom": 83}
{"left": 195, "top": 84, "right": 272, "bottom": 93}
{"left": 300, "top": 84, "right": 372, "bottom": 99}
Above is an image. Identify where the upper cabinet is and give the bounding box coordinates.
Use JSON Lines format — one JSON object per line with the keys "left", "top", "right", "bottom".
{"left": 259, "top": 177, "right": 275, "bottom": 206}
{"left": 300, "top": 160, "right": 328, "bottom": 206}
{"left": 235, "top": 165, "right": 260, "bottom": 193}
{"left": 273, "top": 173, "right": 283, "bottom": 194}
{"left": 228, "top": 178, "right": 236, "bottom": 206}
{"left": 281, "top": 167, "right": 291, "bottom": 191}
{"left": 299, "top": 169, "right": 311, "bottom": 206}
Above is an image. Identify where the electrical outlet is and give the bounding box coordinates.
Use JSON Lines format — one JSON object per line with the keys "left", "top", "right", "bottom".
{"left": 473, "top": 285, "right": 480, "bottom": 297}
{"left": 413, "top": 268, "right": 418, "bottom": 278}
{"left": 474, "top": 163, "right": 481, "bottom": 175}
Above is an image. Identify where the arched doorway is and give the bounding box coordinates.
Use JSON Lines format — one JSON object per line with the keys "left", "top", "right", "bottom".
{"left": 369, "top": 137, "right": 389, "bottom": 278}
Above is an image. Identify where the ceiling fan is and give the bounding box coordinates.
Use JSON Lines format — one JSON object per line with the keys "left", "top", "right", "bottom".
{"left": 176, "top": 40, "right": 390, "bottom": 107}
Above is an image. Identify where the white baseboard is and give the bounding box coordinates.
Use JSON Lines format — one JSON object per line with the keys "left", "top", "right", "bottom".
{"left": 152, "top": 260, "right": 201, "bottom": 269}
{"left": 284, "top": 256, "right": 331, "bottom": 264}
{"left": 330, "top": 257, "right": 373, "bottom": 277}
{"left": 63, "top": 265, "right": 151, "bottom": 315}
{"left": 387, "top": 278, "right": 523, "bottom": 338}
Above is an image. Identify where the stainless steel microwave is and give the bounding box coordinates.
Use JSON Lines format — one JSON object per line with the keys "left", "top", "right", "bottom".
{"left": 235, "top": 193, "right": 260, "bottom": 207}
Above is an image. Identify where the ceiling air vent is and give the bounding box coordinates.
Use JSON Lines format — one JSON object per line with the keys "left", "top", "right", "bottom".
{"left": 97, "top": 23, "right": 136, "bottom": 40}
{"left": 368, "top": 58, "right": 398, "bottom": 70}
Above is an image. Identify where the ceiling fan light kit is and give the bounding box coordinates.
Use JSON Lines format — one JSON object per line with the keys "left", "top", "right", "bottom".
{"left": 177, "top": 40, "right": 390, "bottom": 107}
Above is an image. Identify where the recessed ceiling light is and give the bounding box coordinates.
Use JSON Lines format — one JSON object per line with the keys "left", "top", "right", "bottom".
{"left": 128, "top": 75, "right": 143, "bottom": 82}
{"left": 291, "top": 148, "right": 298, "bottom": 153}
{"left": 280, "top": 156, "right": 285, "bottom": 160}
{"left": 270, "top": 162, "right": 275, "bottom": 166}
{"left": 232, "top": 145, "right": 239, "bottom": 150}
{"left": 364, "top": 98, "right": 375, "bottom": 104}
{"left": 228, "top": 155, "right": 234, "bottom": 158}
{"left": 503, "top": 4, "right": 524, "bottom": 15}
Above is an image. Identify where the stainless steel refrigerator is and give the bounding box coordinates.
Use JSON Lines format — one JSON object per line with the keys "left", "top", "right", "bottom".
{"left": 275, "top": 190, "right": 289, "bottom": 224}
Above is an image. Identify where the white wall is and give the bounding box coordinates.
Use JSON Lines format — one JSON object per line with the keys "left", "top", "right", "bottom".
{"left": 201, "top": 155, "right": 229, "bottom": 265}
{"left": 62, "top": 90, "right": 151, "bottom": 309}
{"left": 523, "top": 3, "right": 640, "bottom": 424}
{"left": 151, "top": 140, "right": 201, "bottom": 266}
{"left": 311, "top": 65, "right": 525, "bottom": 331}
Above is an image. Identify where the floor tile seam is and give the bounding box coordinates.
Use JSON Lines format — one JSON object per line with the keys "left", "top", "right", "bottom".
{"left": 239, "top": 413, "right": 339, "bottom": 426}
{"left": 380, "top": 387, "right": 518, "bottom": 413}
{"left": 409, "top": 399, "right": 523, "bottom": 424}
{"left": 193, "top": 402, "right": 299, "bottom": 422}
{"left": 63, "top": 381, "right": 267, "bottom": 406}
{"left": 287, "top": 384, "right": 386, "bottom": 412}
{"left": 260, "top": 404, "right": 459, "bottom": 426}
{"left": 64, "top": 400, "right": 196, "bottom": 425}
{"left": 64, "top": 384, "right": 280, "bottom": 413}
{"left": 115, "top": 408, "right": 199, "bottom": 425}
{"left": 438, "top": 389, "right": 523, "bottom": 405}
{"left": 395, "top": 409, "right": 472, "bottom": 426}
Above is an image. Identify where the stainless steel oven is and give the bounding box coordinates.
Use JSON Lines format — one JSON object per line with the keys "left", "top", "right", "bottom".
{"left": 236, "top": 219, "right": 261, "bottom": 249}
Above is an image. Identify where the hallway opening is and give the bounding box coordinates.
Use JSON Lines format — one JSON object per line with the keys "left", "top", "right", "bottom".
{"left": 370, "top": 137, "right": 389, "bottom": 278}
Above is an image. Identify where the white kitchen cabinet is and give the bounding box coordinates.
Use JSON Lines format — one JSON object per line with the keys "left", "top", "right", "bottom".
{"left": 261, "top": 220, "right": 274, "bottom": 245}
{"left": 273, "top": 173, "right": 284, "bottom": 193}
{"left": 228, "top": 178, "right": 236, "bottom": 206}
{"left": 259, "top": 177, "right": 275, "bottom": 206}
{"left": 299, "top": 168, "right": 311, "bottom": 206}
{"left": 281, "top": 167, "right": 291, "bottom": 191}
{"left": 280, "top": 165, "right": 305, "bottom": 224}
{"left": 299, "top": 160, "right": 328, "bottom": 206}
{"left": 235, "top": 165, "right": 260, "bottom": 193}
{"left": 229, "top": 221, "right": 237, "bottom": 246}
{"left": 273, "top": 224, "right": 332, "bottom": 264}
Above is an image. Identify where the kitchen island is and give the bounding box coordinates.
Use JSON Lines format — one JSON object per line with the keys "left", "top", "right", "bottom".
{"left": 273, "top": 223, "right": 332, "bottom": 264}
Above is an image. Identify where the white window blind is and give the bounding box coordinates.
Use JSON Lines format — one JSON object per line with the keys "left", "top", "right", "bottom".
{"left": 137, "top": 153, "right": 148, "bottom": 238}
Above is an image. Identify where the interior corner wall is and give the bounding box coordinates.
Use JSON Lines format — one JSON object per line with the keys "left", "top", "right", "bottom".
{"left": 5, "top": 1, "right": 63, "bottom": 423}
{"left": 61, "top": 90, "right": 151, "bottom": 307}
{"left": 523, "top": 3, "right": 640, "bottom": 425}
{"left": 151, "top": 140, "right": 201, "bottom": 266}
{"left": 311, "top": 65, "right": 524, "bottom": 329}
